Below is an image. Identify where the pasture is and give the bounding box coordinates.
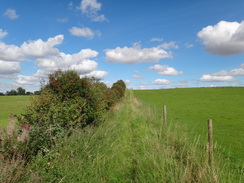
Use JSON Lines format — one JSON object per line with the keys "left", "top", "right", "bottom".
{"left": 0, "top": 96, "right": 30, "bottom": 129}
{"left": 134, "top": 87, "right": 244, "bottom": 171}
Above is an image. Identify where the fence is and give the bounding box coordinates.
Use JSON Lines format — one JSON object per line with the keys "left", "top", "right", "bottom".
{"left": 162, "top": 105, "right": 244, "bottom": 167}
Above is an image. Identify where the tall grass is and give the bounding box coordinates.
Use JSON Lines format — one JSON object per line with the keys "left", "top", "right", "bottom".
{"left": 134, "top": 87, "right": 244, "bottom": 178}
{"left": 15, "top": 90, "right": 239, "bottom": 182}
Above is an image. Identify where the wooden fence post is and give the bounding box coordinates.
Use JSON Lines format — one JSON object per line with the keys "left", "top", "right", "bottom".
{"left": 208, "top": 119, "right": 214, "bottom": 167}
{"left": 163, "top": 105, "right": 167, "bottom": 124}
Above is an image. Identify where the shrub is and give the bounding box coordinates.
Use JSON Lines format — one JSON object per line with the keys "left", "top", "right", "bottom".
{"left": 111, "top": 80, "right": 126, "bottom": 99}
{"left": 16, "top": 70, "right": 125, "bottom": 158}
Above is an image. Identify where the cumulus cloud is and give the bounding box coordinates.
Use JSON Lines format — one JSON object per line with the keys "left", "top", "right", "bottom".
{"left": 3, "top": 8, "right": 19, "bottom": 19}
{"left": 0, "top": 34, "right": 107, "bottom": 90}
{"left": 199, "top": 75, "right": 236, "bottom": 82}
{"left": 148, "top": 64, "right": 183, "bottom": 75}
{"left": 78, "top": 0, "right": 107, "bottom": 22}
{"left": 140, "top": 79, "right": 172, "bottom": 85}
{"left": 21, "top": 35, "right": 64, "bottom": 57}
{"left": 200, "top": 64, "right": 244, "bottom": 82}
{"left": 152, "top": 79, "right": 172, "bottom": 85}
{"left": 36, "top": 49, "right": 99, "bottom": 74}
{"left": 0, "top": 42, "right": 25, "bottom": 61}
{"left": 15, "top": 75, "right": 39, "bottom": 85}
{"left": 0, "top": 29, "right": 8, "bottom": 39}
{"left": 69, "top": 27, "right": 100, "bottom": 39}
{"left": 132, "top": 75, "right": 144, "bottom": 79}
{"left": 105, "top": 45, "right": 172, "bottom": 64}
{"left": 0, "top": 61, "right": 20, "bottom": 75}
{"left": 210, "top": 66, "right": 244, "bottom": 76}
{"left": 198, "top": 20, "right": 244, "bottom": 55}
{"left": 81, "top": 70, "right": 109, "bottom": 79}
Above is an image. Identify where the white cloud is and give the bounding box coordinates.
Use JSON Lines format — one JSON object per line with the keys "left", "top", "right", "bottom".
{"left": 200, "top": 75, "right": 236, "bottom": 82}
{"left": 81, "top": 70, "right": 109, "bottom": 79}
{"left": 3, "top": 8, "right": 19, "bottom": 19}
{"left": 69, "top": 27, "right": 100, "bottom": 38}
{"left": 0, "top": 34, "right": 107, "bottom": 90}
{"left": 152, "top": 79, "right": 172, "bottom": 85}
{"left": 140, "top": 79, "right": 172, "bottom": 85}
{"left": 21, "top": 35, "right": 64, "bottom": 57}
{"left": 105, "top": 46, "right": 172, "bottom": 64}
{"left": 132, "top": 75, "right": 144, "bottom": 79}
{"left": 0, "top": 29, "right": 8, "bottom": 39}
{"left": 36, "top": 54, "right": 98, "bottom": 74}
{"left": 198, "top": 20, "right": 244, "bottom": 55}
{"left": 34, "top": 47, "right": 99, "bottom": 76}
{"left": 0, "top": 61, "right": 20, "bottom": 75}
{"left": 200, "top": 64, "right": 244, "bottom": 82}
{"left": 0, "top": 42, "right": 25, "bottom": 61}
{"left": 150, "top": 38, "right": 163, "bottom": 42}
{"left": 159, "top": 42, "right": 179, "bottom": 49}
{"left": 148, "top": 64, "right": 183, "bottom": 75}
{"left": 78, "top": 0, "right": 107, "bottom": 22}
{"left": 15, "top": 75, "right": 39, "bottom": 85}
{"left": 134, "top": 70, "right": 141, "bottom": 74}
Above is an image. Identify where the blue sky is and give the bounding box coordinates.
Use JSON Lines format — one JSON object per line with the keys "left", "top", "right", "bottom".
{"left": 0, "top": 0, "right": 244, "bottom": 92}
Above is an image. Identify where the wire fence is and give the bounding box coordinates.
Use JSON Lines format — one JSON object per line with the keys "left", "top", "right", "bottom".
{"left": 163, "top": 105, "right": 244, "bottom": 164}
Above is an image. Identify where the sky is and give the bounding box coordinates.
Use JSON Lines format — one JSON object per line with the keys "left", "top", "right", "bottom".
{"left": 0, "top": 0, "right": 244, "bottom": 92}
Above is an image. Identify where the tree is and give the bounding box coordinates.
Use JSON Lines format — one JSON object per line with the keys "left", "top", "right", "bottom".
{"left": 17, "top": 87, "right": 26, "bottom": 95}
{"left": 6, "top": 90, "right": 17, "bottom": 95}
{"left": 34, "top": 91, "right": 41, "bottom": 95}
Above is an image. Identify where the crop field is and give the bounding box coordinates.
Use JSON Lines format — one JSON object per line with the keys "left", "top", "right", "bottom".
{"left": 134, "top": 87, "right": 244, "bottom": 171}
{"left": 0, "top": 96, "right": 30, "bottom": 129}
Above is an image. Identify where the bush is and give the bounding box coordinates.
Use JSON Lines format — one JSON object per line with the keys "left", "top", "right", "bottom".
{"left": 16, "top": 70, "right": 126, "bottom": 158}
{"left": 111, "top": 80, "right": 126, "bottom": 99}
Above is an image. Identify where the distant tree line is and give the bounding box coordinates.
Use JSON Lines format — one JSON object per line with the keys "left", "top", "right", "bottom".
{"left": 0, "top": 87, "right": 41, "bottom": 96}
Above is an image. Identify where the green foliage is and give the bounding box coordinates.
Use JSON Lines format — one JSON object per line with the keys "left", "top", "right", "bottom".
{"left": 16, "top": 70, "right": 126, "bottom": 158}
{"left": 17, "top": 87, "right": 26, "bottom": 95}
{"left": 6, "top": 90, "right": 17, "bottom": 96}
{"left": 111, "top": 80, "right": 126, "bottom": 99}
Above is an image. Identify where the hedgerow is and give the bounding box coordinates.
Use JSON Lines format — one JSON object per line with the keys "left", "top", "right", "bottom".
{"left": 0, "top": 70, "right": 126, "bottom": 161}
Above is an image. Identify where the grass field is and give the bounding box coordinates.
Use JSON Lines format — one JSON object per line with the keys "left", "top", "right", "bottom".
{"left": 0, "top": 96, "right": 30, "bottom": 129}
{"left": 134, "top": 87, "right": 244, "bottom": 172}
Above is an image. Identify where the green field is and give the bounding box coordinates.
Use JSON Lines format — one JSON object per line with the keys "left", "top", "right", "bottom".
{"left": 134, "top": 87, "right": 244, "bottom": 171}
{"left": 0, "top": 96, "right": 30, "bottom": 129}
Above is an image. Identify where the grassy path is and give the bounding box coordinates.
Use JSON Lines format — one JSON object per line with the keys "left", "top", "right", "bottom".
{"left": 22, "top": 90, "right": 239, "bottom": 182}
